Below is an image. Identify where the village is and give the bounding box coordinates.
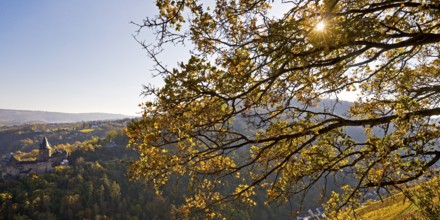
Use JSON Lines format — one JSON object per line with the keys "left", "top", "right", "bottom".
{"left": 1, "top": 137, "right": 68, "bottom": 178}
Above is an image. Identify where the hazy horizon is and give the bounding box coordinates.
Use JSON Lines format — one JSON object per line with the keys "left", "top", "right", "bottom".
{"left": 0, "top": 107, "right": 135, "bottom": 116}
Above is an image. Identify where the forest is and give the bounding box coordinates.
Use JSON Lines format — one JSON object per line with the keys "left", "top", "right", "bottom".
{"left": 0, "top": 118, "right": 437, "bottom": 219}
{"left": 0, "top": 122, "right": 340, "bottom": 219}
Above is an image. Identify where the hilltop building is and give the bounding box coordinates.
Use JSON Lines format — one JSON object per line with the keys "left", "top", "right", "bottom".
{"left": 1, "top": 137, "right": 69, "bottom": 178}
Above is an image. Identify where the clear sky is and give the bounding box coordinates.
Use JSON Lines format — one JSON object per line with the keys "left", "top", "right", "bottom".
{"left": 0, "top": 0, "right": 166, "bottom": 116}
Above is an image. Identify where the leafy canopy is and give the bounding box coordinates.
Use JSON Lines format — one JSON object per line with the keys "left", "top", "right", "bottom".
{"left": 127, "top": 0, "right": 440, "bottom": 217}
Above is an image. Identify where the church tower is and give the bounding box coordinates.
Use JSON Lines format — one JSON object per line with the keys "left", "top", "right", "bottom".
{"left": 37, "top": 137, "right": 52, "bottom": 161}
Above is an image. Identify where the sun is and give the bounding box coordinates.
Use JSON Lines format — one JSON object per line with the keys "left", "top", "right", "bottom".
{"left": 316, "top": 21, "right": 325, "bottom": 31}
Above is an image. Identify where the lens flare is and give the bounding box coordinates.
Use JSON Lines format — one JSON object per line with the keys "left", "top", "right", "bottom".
{"left": 316, "top": 21, "right": 325, "bottom": 31}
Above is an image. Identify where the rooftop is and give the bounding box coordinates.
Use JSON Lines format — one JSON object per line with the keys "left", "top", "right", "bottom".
{"left": 39, "top": 137, "right": 51, "bottom": 150}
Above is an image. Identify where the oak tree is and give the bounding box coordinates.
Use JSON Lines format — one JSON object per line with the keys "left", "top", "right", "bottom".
{"left": 127, "top": 0, "right": 440, "bottom": 217}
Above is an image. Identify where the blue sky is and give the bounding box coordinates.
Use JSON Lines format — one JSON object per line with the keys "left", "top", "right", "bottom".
{"left": 0, "top": 1, "right": 167, "bottom": 116}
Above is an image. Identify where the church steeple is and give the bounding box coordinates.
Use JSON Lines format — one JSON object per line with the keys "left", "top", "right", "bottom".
{"left": 40, "top": 137, "right": 51, "bottom": 150}
{"left": 37, "top": 137, "right": 52, "bottom": 161}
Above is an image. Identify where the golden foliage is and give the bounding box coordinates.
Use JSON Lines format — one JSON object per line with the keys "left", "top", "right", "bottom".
{"left": 128, "top": 0, "right": 440, "bottom": 216}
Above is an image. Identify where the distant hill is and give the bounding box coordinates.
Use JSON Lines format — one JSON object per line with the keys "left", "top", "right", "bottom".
{"left": 0, "top": 109, "right": 133, "bottom": 125}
